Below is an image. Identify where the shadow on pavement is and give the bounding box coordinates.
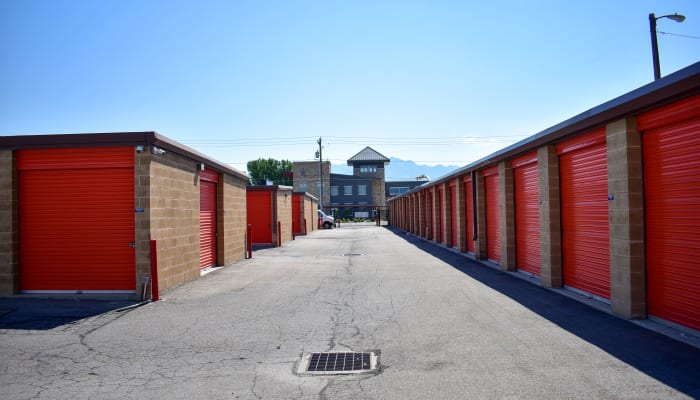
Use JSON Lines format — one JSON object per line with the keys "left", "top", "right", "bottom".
{"left": 386, "top": 226, "right": 700, "bottom": 398}
{"left": 0, "top": 297, "right": 138, "bottom": 330}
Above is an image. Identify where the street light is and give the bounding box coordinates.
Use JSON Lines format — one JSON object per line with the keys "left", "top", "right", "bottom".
{"left": 649, "top": 12, "right": 686, "bottom": 80}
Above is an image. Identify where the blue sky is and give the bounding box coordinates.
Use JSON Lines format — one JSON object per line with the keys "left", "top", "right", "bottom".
{"left": 1, "top": 1, "right": 699, "bottom": 178}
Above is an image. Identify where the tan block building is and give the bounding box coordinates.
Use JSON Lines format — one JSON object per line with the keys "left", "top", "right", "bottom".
{"left": 0, "top": 132, "right": 249, "bottom": 299}
{"left": 389, "top": 62, "right": 700, "bottom": 334}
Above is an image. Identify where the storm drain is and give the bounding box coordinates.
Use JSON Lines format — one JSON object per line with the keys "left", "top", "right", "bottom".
{"left": 297, "top": 351, "right": 378, "bottom": 375}
{"left": 341, "top": 253, "right": 363, "bottom": 257}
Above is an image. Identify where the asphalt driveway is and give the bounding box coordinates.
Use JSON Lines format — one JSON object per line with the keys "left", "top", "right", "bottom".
{"left": 1, "top": 224, "right": 699, "bottom": 399}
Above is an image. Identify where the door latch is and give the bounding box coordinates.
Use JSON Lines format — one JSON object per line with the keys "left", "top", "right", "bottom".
{"left": 128, "top": 242, "right": 136, "bottom": 248}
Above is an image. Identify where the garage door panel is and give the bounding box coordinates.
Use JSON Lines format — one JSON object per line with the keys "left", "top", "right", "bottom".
{"left": 513, "top": 154, "right": 540, "bottom": 275}
{"left": 559, "top": 130, "right": 610, "bottom": 300}
{"left": 484, "top": 168, "right": 500, "bottom": 263}
{"left": 200, "top": 180, "right": 217, "bottom": 269}
{"left": 644, "top": 114, "right": 700, "bottom": 331}
{"left": 247, "top": 191, "right": 273, "bottom": 244}
{"left": 18, "top": 148, "right": 135, "bottom": 292}
{"left": 463, "top": 177, "right": 475, "bottom": 254}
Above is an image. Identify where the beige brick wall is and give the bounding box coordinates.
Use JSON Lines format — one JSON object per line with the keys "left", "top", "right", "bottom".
{"left": 220, "top": 174, "right": 247, "bottom": 265}
{"left": 499, "top": 161, "right": 516, "bottom": 271}
{"left": 0, "top": 151, "right": 18, "bottom": 295}
{"left": 301, "top": 194, "right": 317, "bottom": 234}
{"left": 455, "top": 178, "right": 467, "bottom": 253}
{"left": 538, "top": 145, "right": 563, "bottom": 288}
{"left": 444, "top": 182, "right": 454, "bottom": 248}
{"left": 276, "top": 188, "right": 293, "bottom": 245}
{"left": 371, "top": 178, "right": 385, "bottom": 208}
{"left": 293, "top": 161, "right": 331, "bottom": 208}
{"left": 145, "top": 153, "right": 201, "bottom": 292}
{"left": 607, "top": 117, "right": 646, "bottom": 319}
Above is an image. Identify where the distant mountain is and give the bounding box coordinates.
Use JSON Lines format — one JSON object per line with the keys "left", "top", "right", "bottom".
{"left": 332, "top": 157, "right": 462, "bottom": 182}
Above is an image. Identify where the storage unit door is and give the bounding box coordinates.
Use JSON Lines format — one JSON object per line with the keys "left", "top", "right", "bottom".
{"left": 18, "top": 147, "right": 135, "bottom": 292}
{"left": 247, "top": 191, "right": 273, "bottom": 244}
{"left": 641, "top": 97, "right": 700, "bottom": 331}
{"left": 513, "top": 154, "right": 540, "bottom": 275}
{"left": 557, "top": 129, "right": 610, "bottom": 299}
{"left": 199, "top": 170, "right": 218, "bottom": 269}
{"left": 292, "top": 195, "right": 301, "bottom": 234}
{"left": 464, "top": 176, "right": 475, "bottom": 253}
{"left": 484, "top": 167, "right": 501, "bottom": 263}
{"left": 426, "top": 192, "right": 433, "bottom": 239}
{"left": 436, "top": 188, "right": 443, "bottom": 243}
{"left": 450, "top": 184, "right": 457, "bottom": 248}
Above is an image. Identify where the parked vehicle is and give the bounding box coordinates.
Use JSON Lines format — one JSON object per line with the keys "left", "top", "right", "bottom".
{"left": 318, "top": 210, "right": 335, "bottom": 229}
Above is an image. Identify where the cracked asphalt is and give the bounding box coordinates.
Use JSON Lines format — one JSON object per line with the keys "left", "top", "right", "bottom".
{"left": 1, "top": 223, "right": 699, "bottom": 399}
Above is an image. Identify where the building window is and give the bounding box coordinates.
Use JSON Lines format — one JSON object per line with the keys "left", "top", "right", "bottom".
{"left": 299, "top": 182, "right": 307, "bottom": 192}
{"left": 360, "top": 166, "right": 377, "bottom": 173}
{"left": 358, "top": 185, "right": 367, "bottom": 196}
{"left": 331, "top": 186, "right": 339, "bottom": 196}
{"left": 344, "top": 185, "right": 353, "bottom": 195}
{"left": 389, "top": 186, "right": 409, "bottom": 195}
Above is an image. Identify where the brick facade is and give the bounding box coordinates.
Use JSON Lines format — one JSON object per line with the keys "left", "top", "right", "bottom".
{"left": 387, "top": 62, "right": 700, "bottom": 331}
{"left": 0, "top": 150, "right": 18, "bottom": 295}
{"left": 0, "top": 132, "right": 249, "bottom": 299}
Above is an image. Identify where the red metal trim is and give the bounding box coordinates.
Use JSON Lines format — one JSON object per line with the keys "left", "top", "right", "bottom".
{"left": 150, "top": 240, "right": 159, "bottom": 302}
{"left": 246, "top": 224, "right": 253, "bottom": 259}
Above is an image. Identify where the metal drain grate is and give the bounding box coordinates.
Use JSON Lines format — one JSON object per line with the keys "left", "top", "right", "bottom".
{"left": 341, "top": 253, "right": 363, "bottom": 257}
{"left": 297, "top": 351, "right": 378, "bottom": 375}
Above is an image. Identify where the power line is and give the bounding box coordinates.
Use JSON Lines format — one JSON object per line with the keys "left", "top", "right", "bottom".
{"left": 658, "top": 31, "right": 700, "bottom": 40}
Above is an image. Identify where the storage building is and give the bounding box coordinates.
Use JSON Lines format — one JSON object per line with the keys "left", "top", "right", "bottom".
{"left": 0, "top": 132, "right": 249, "bottom": 299}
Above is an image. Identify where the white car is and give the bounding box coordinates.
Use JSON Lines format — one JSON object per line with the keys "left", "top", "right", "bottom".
{"left": 318, "top": 210, "right": 335, "bottom": 229}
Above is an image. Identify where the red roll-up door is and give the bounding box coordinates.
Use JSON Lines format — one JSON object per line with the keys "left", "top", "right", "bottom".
{"left": 557, "top": 129, "right": 609, "bottom": 299}
{"left": 292, "top": 195, "right": 301, "bottom": 234}
{"left": 199, "top": 169, "right": 218, "bottom": 269}
{"left": 483, "top": 166, "right": 501, "bottom": 263}
{"left": 247, "top": 191, "right": 273, "bottom": 244}
{"left": 463, "top": 175, "right": 475, "bottom": 254}
{"left": 18, "top": 147, "right": 135, "bottom": 292}
{"left": 426, "top": 191, "right": 433, "bottom": 240}
{"left": 512, "top": 153, "right": 540, "bottom": 275}
{"left": 640, "top": 94, "right": 700, "bottom": 331}
{"left": 436, "top": 187, "right": 443, "bottom": 243}
{"left": 450, "top": 183, "right": 457, "bottom": 249}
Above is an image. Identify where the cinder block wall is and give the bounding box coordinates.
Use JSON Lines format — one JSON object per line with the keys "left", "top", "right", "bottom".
{"left": 220, "top": 174, "right": 247, "bottom": 265}
{"left": 310, "top": 198, "right": 318, "bottom": 232}
{"left": 276, "top": 188, "right": 293, "bottom": 244}
{"left": 499, "top": 161, "right": 516, "bottom": 271}
{"left": 148, "top": 154, "right": 201, "bottom": 291}
{"left": 0, "top": 150, "right": 18, "bottom": 295}
{"left": 302, "top": 194, "right": 316, "bottom": 234}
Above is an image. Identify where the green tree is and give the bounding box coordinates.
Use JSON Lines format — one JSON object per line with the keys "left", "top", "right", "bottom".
{"left": 246, "top": 158, "right": 293, "bottom": 186}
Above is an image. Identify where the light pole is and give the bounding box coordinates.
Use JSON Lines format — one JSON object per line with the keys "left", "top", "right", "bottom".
{"left": 317, "top": 137, "right": 323, "bottom": 211}
{"left": 649, "top": 12, "right": 686, "bottom": 80}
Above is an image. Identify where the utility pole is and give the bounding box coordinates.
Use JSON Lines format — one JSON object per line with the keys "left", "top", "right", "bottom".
{"left": 317, "top": 137, "right": 324, "bottom": 211}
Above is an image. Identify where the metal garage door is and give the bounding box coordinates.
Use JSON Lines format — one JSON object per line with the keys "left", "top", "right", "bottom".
{"left": 199, "top": 169, "right": 218, "bottom": 269}
{"left": 450, "top": 182, "right": 457, "bottom": 249}
{"left": 425, "top": 190, "right": 433, "bottom": 240}
{"left": 640, "top": 94, "right": 700, "bottom": 331}
{"left": 292, "top": 195, "right": 302, "bottom": 234}
{"left": 512, "top": 153, "right": 540, "bottom": 275}
{"left": 463, "top": 175, "right": 475, "bottom": 254}
{"left": 557, "top": 129, "right": 610, "bottom": 300}
{"left": 247, "top": 191, "right": 273, "bottom": 244}
{"left": 17, "top": 147, "right": 135, "bottom": 292}
{"left": 436, "top": 187, "right": 443, "bottom": 243}
{"left": 483, "top": 166, "right": 500, "bottom": 263}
